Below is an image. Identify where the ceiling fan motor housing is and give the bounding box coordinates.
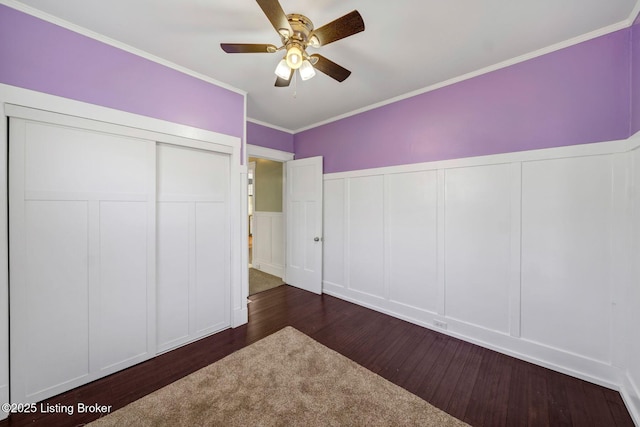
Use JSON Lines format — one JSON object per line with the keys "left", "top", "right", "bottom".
{"left": 285, "top": 14, "right": 314, "bottom": 44}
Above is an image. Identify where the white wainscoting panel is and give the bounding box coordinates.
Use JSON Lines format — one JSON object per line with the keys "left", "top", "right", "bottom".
{"left": 323, "top": 138, "right": 638, "bottom": 394}
{"left": 253, "top": 211, "right": 284, "bottom": 278}
{"left": 444, "top": 164, "right": 512, "bottom": 334}
{"left": 386, "top": 171, "right": 438, "bottom": 314}
{"left": 323, "top": 179, "right": 346, "bottom": 288}
{"left": 348, "top": 175, "right": 385, "bottom": 299}
{"left": 521, "top": 155, "right": 613, "bottom": 363}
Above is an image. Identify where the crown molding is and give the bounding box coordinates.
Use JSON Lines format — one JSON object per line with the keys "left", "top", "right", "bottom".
{"left": 628, "top": 0, "right": 640, "bottom": 25}
{"left": 246, "top": 118, "right": 295, "bottom": 134}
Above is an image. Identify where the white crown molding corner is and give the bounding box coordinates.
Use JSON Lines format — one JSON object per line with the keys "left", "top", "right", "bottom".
{"left": 0, "top": 0, "right": 247, "bottom": 97}
{"left": 247, "top": 117, "right": 295, "bottom": 135}
{"left": 628, "top": 0, "right": 640, "bottom": 25}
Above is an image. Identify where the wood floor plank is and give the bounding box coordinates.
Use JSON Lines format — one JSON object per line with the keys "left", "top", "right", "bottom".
{"left": 545, "top": 370, "right": 574, "bottom": 427}
{"left": 445, "top": 344, "right": 485, "bottom": 421}
{"left": 384, "top": 330, "right": 439, "bottom": 387}
{"left": 506, "top": 358, "right": 532, "bottom": 427}
{"left": 465, "top": 349, "right": 501, "bottom": 426}
{"left": 582, "top": 382, "right": 618, "bottom": 427}
{"left": 0, "top": 285, "right": 634, "bottom": 427}
{"left": 527, "top": 367, "right": 551, "bottom": 426}
{"left": 428, "top": 340, "right": 474, "bottom": 412}
{"left": 416, "top": 338, "right": 461, "bottom": 402}
{"left": 604, "top": 388, "right": 637, "bottom": 427}
{"left": 481, "top": 353, "right": 513, "bottom": 427}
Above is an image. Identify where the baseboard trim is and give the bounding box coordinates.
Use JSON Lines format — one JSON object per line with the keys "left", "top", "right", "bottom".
{"left": 621, "top": 373, "right": 640, "bottom": 426}
{"left": 323, "top": 284, "right": 620, "bottom": 391}
{"left": 252, "top": 262, "right": 283, "bottom": 279}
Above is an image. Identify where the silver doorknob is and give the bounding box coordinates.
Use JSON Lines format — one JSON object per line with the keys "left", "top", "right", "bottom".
{"left": 314, "top": 237, "right": 320, "bottom": 242}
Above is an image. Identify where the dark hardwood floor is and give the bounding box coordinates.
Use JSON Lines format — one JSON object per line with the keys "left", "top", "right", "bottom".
{"left": 1, "top": 285, "right": 634, "bottom": 426}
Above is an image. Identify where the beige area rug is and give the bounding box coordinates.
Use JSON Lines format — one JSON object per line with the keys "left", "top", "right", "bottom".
{"left": 89, "top": 327, "right": 468, "bottom": 426}
{"left": 249, "top": 267, "right": 284, "bottom": 295}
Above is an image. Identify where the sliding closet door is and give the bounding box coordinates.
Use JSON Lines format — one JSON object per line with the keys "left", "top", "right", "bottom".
{"left": 9, "top": 116, "right": 156, "bottom": 404}
{"left": 156, "top": 143, "right": 230, "bottom": 353}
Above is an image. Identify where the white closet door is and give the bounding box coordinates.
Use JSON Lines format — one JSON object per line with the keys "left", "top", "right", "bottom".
{"left": 9, "top": 116, "right": 156, "bottom": 404}
{"left": 156, "top": 143, "right": 230, "bottom": 353}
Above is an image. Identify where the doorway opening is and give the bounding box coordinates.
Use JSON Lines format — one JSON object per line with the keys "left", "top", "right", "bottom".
{"left": 248, "top": 157, "right": 285, "bottom": 295}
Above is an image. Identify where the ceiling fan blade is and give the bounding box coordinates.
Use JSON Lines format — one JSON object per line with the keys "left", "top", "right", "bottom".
{"left": 275, "top": 68, "right": 294, "bottom": 87}
{"left": 221, "top": 43, "right": 277, "bottom": 53}
{"left": 256, "top": 0, "right": 292, "bottom": 37}
{"left": 312, "top": 10, "right": 365, "bottom": 46}
{"left": 310, "top": 54, "right": 351, "bottom": 82}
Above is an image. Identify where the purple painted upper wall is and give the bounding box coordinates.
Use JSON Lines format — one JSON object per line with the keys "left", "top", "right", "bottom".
{"left": 247, "top": 121, "right": 294, "bottom": 153}
{"left": 632, "top": 18, "right": 640, "bottom": 135}
{"left": 295, "top": 29, "right": 631, "bottom": 173}
{"left": 0, "top": 5, "right": 244, "bottom": 139}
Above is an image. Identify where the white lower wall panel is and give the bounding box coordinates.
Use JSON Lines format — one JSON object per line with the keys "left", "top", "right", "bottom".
{"left": 323, "top": 179, "right": 345, "bottom": 287}
{"left": 521, "top": 155, "right": 613, "bottom": 364}
{"left": 348, "top": 176, "right": 384, "bottom": 298}
{"left": 323, "top": 138, "right": 639, "bottom": 399}
{"left": 253, "top": 211, "right": 284, "bottom": 278}
{"left": 444, "top": 164, "right": 512, "bottom": 334}
{"left": 386, "top": 171, "right": 438, "bottom": 313}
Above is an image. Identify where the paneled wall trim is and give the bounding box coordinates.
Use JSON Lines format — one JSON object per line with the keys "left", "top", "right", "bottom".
{"left": 252, "top": 211, "right": 284, "bottom": 278}
{"left": 323, "top": 135, "right": 640, "bottom": 425}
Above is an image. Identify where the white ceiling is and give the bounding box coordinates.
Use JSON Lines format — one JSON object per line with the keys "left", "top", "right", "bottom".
{"left": 10, "top": 0, "right": 640, "bottom": 132}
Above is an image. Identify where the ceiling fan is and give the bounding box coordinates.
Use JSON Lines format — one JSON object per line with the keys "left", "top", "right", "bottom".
{"left": 221, "top": 0, "right": 365, "bottom": 87}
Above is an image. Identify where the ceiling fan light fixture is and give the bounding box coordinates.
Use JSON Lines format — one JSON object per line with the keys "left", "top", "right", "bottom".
{"left": 308, "top": 35, "right": 320, "bottom": 48}
{"left": 299, "top": 59, "right": 316, "bottom": 81}
{"left": 285, "top": 45, "right": 303, "bottom": 69}
{"left": 274, "top": 59, "right": 291, "bottom": 80}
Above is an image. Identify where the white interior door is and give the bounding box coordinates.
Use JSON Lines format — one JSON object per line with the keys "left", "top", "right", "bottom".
{"left": 285, "top": 156, "right": 323, "bottom": 294}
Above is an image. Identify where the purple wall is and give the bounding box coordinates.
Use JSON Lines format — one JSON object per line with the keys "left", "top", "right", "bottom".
{"left": 0, "top": 5, "right": 244, "bottom": 139}
{"left": 247, "top": 121, "right": 294, "bottom": 153}
{"left": 295, "top": 29, "right": 631, "bottom": 173}
{"left": 632, "top": 18, "right": 640, "bottom": 135}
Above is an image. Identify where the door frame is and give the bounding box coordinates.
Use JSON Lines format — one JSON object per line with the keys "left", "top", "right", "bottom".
{"left": 247, "top": 161, "right": 256, "bottom": 268}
